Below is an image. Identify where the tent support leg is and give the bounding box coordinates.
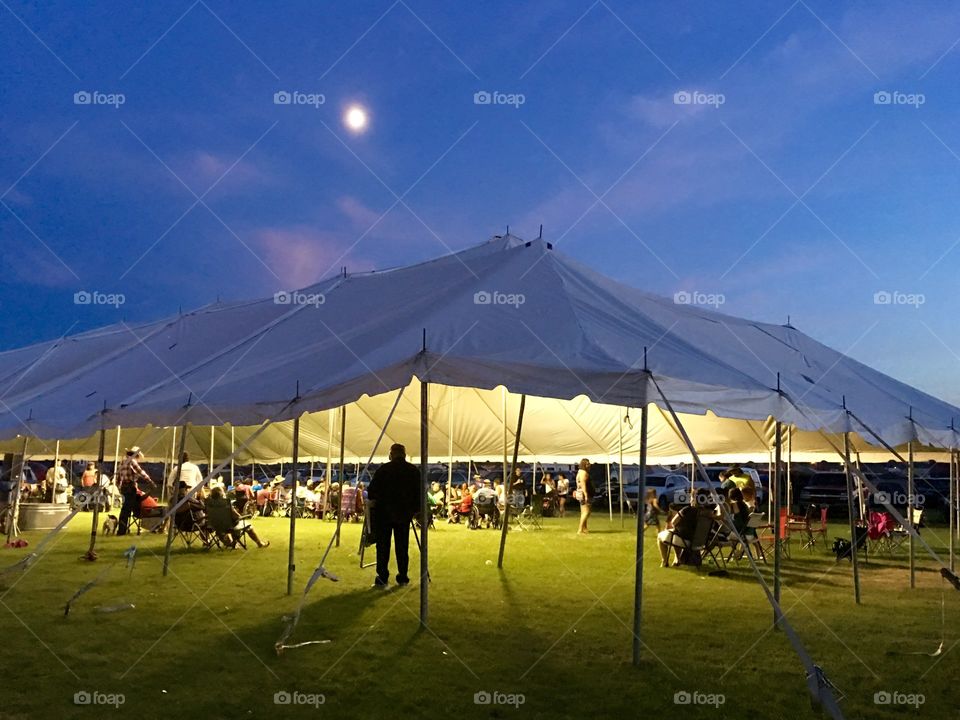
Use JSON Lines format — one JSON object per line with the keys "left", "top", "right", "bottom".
{"left": 631, "top": 402, "right": 648, "bottom": 666}
{"left": 842, "top": 432, "right": 861, "bottom": 604}
{"left": 951, "top": 448, "right": 956, "bottom": 574}
{"left": 908, "top": 440, "right": 915, "bottom": 589}
{"left": 773, "top": 420, "right": 782, "bottom": 627}
{"left": 287, "top": 416, "right": 301, "bottom": 595}
{"left": 497, "top": 394, "right": 527, "bottom": 569}
{"left": 163, "top": 424, "right": 190, "bottom": 577}
{"left": 84, "top": 427, "right": 106, "bottom": 558}
{"left": 335, "top": 406, "right": 346, "bottom": 547}
{"left": 619, "top": 420, "right": 625, "bottom": 528}
{"left": 420, "top": 380, "right": 429, "bottom": 626}
{"left": 6, "top": 436, "right": 29, "bottom": 543}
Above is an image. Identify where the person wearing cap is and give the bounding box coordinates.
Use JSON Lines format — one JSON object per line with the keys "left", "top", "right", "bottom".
{"left": 116, "top": 447, "right": 156, "bottom": 536}
{"left": 366, "top": 443, "right": 420, "bottom": 587}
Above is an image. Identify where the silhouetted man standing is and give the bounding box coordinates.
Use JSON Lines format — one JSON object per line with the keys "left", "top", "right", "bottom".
{"left": 367, "top": 443, "right": 420, "bottom": 587}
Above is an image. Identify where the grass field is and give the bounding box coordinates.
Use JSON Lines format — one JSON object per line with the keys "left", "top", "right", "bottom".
{"left": 0, "top": 512, "right": 957, "bottom": 720}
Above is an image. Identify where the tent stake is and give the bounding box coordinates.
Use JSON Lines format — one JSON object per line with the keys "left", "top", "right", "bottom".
{"left": 163, "top": 424, "right": 190, "bottom": 577}
{"left": 420, "top": 379, "right": 430, "bottom": 626}
{"left": 287, "top": 415, "right": 301, "bottom": 595}
{"left": 842, "top": 431, "right": 861, "bottom": 604}
{"left": 631, "top": 401, "right": 648, "bottom": 666}
{"left": 497, "top": 394, "right": 526, "bottom": 569}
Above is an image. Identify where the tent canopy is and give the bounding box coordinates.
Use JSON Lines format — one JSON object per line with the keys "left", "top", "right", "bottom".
{"left": 1, "top": 235, "right": 957, "bottom": 453}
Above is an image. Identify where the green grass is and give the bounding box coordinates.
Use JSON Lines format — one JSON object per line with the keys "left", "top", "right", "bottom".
{"left": 0, "top": 513, "right": 957, "bottom": 720}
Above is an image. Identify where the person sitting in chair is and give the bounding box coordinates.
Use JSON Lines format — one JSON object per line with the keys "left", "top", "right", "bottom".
{"left": 205, "top": 485, "right": 270, "bottom": 548}
{"left": 657, "top": 489, "right": 715, "bottom": 567}
{"left": 447, "top": 483, "right": 473, "bottom": 523}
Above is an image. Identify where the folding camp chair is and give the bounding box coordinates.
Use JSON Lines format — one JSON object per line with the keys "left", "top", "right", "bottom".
{"left": 760, "top": 507, "right": 791, "bottom": 559}
{"left": 205, "top": 500, "right": 252, "bottom": 549}
{"left": 527, "top": 493, "right": 544, "bottom": 530}
{"left": 810, "top": 506, "right": 829, "bottom": 549}
{"left": 173, "top": 505, "right": 212, "bottom": 549}
{"left": 787, "top": 504, "right": 817, "bottom": 551}
{"left": 729, "top": 512, "right": 768, "bottom": 564}
{"left": 888, "top": 508, "right": 923, "bottom": 553}
{"left": 664, "top": 514, "right": 714, "bottom": 567}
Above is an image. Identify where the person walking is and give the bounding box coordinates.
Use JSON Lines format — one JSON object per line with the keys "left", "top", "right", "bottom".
{"left": 367, "top": 443, "right": 420, "bottom": 588}
{"left": 576, "top": 459, "right": 595, "bottom": 535}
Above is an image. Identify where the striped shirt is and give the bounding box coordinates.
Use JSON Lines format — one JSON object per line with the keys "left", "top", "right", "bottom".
{"left": 117, "top": 456, "right": 150, "bottom": 491}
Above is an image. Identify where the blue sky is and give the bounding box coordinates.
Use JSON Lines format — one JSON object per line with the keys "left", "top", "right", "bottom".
{"left": 2, "top": 1, "right": 960, "bottom": 403}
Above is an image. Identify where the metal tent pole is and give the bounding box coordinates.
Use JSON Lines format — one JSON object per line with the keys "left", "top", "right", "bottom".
{"left": 786, "top": 426, "right": 792, "bottom": 514}
{"left": 325, "top": 408, "right": 334, "bottom": 517}
{"left": 843, "top": 431, "right": 861, "bottom": 604}
{"left": 606, "top": 462, "right": 613, "bottom": 522}
{"left": 209, "top": 426, "right": 215, "bottom": 481}
{"left": 950, "top": 447, "right": 956, "bottom": 574}
{"left": 84, "top": 423, "right": 107, "bottom": 559}
{"left": 163, "top": 424, "right": 190, "bottom": 577}
{"left": 619, "top": 419, "right": 625, "bottom": 528}
{"left": 6, "top": 436, "right": 29, "bottom": 543}
{"left": 113, "top": 426, "right": 121, "bottom": 478}
{"left": 448, "top": 391, "right": 454, "bottom": 492}
{"left": 287, "top": 416, "right": 301, "bottom": 595}
{"left": 53, "top": 440, "right": 61, "bottom": 504}
{"left": 773, "top": 421, "right": 782, "bottom": 627}
{"left": 501, "top": 387, "right": 508, "bottom": 490}
{"left": 230, "top": 426, "right": 235, "bottom": 485}
{"left": 420, "top": 380, "right": 430, "bottom": 626}
{"left": 632, "top": 401, "right": 648, "bottom": 666}
{"left": 497, "top": 394, "right": 527, "bottom": 569}
{"left": 335, "top": 406, "right": 346, "bottom": 547}
{"left": 908, "top": 439, "right": 915, "bottom": 589}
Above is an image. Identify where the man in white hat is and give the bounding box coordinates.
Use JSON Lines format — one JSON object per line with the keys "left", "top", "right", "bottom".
{"left": 117, "top": 447, "right": 156, "bottom": 536}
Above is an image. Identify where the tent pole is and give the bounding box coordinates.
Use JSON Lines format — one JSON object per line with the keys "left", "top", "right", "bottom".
{"left": 6, "top": 436, "right": 29, "bottom": 543}
{"left": 209, "top": 426, "right": 215, "bottom": 481}
{"left": 619, "top": 419, "right": 625, "bottom": 528}
{"left": 287, "top": 416, "right": 301, "bottom": 595}
{"left": 420, "top": 380, "right": 430, "bottom": 626}
{"left": 325, "top": 409, "right": 334, "bottom": 517}
{"left": 908, "top": 440, "right": 915, "bottom": 589}
{"left": 606, "top": 462, "right": 613, "bottom": 522}
{"left": 786, "top": 426, "right": 792, "bottom": 514}
{"left": 632, "top": 402, "right": 648, "bottom": 666}
{"left": 230, "top": 426, "right": 235, "bottom": 485}
{"left": 163, "top": 424, "right": 191, "bottom": 577}
{"left": 842, "top": 431, "right": 861, "bottom": 604}
{"left": 113, "top": 426, "right": 121, "bottom": 479}
{"left": 448, "top": 390, "right": 454, "bottom": 492}
{"left": 501, "top": 387, "right": 508, "bottom": 491}
{"left": 53, "top": 440, "right": 60, "bottom": 504}
{"left": 950, "top": 447, "right": 955, "bottom": 573}
{"left": 767, "top": 451, "right": 773, "bottom": 520}
{"left": 84, "top": 425, "right": 107, "bottom": 559}
{"left": 773, "top": 421, "right": 782, "bottom": 627}
{"left": 497, "top": 394, "right": 527, "bottom": 569}
{"left": 335, "top": 406, "right": 346, "bottom": 547}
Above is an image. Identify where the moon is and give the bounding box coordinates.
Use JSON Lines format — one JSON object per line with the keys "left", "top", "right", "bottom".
{"left": 344, "top": 105, "right": 369, "bottom": 133}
